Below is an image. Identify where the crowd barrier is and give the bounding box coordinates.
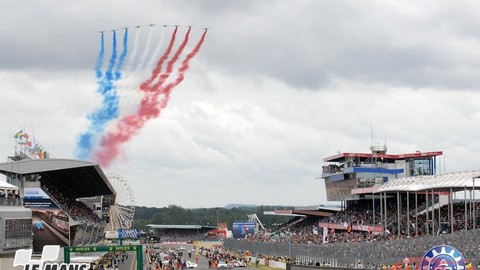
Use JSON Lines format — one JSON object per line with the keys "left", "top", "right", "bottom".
{"left": 0, "top": 197, "right": 23, "bottom": 206}
{"left": 224, "top": 229, "right": 480, "bottom": 267}
{"left": 243, "top": 256, "right": 287, "bottom": 269}
{"left": 288, "top": 265, "right": 349, "bottom": 270}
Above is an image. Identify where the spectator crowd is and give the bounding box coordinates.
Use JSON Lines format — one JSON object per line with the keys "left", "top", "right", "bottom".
{"left": 245, "top": 194, "right": 480, "bottom": 246}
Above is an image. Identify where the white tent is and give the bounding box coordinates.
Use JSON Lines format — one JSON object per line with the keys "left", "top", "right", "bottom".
{"left": 0, "top": 181, "right": 19, "bottom": 190}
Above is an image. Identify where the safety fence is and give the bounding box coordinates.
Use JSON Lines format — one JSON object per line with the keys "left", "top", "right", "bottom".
{"left": 224, "top": 229, "right": 480, "bottom": 267}
{"left": 288, "top": 265, "right": 349, "bottom": 270}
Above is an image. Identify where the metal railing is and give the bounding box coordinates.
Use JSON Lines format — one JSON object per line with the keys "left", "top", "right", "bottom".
{"left": 0, "top": 197, "right": 23, "bottom": 206}
{"left": 225, "top": 229, "right": 480, "bottom": 267}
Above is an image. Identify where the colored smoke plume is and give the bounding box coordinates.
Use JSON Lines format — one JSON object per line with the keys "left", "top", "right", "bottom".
{"left": 93, "top": 30, "right": 208, "bottom": 167}
{"left": 76, "top": 30, "right": 128, "bottom": 160}
{"left": 140, "top": 26, "right": 178, "bottom": 90}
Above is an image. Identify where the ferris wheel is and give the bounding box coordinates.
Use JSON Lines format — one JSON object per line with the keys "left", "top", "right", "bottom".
{"left": 105, "top": 173, "right": 136, "bottom": 231}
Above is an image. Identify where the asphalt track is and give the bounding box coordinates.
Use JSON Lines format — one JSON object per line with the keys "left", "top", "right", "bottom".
{"left": 116, "top": 251, "right": 137, "bottom": 270}
{"left": 140, "top": 244, "right": 256, "bottom": 270}
{"left": 69, "top": 243, "right": 256, "bottom": 270}
{"left": 32, "top": 226, "right": 65, "bottom": 253}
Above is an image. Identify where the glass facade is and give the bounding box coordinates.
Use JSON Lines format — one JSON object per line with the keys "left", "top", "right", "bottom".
{"left": 409, "top": 158, "right": 433, "bottom": 176}
{"left": 4, "top": 218, "right": 32, "bottom": 251}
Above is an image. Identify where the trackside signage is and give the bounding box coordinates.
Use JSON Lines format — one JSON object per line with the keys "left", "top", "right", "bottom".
{"left": 14, "top": 245, "right": 89, "bottom": 270}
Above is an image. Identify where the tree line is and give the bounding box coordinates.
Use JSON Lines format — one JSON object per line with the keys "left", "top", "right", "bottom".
{"left": 134, "top": 204, "right": 295, "bottom": 230}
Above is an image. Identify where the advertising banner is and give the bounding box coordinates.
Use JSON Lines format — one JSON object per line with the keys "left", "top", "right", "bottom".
{"left": 317, "top": 222, "right": 383, "bottom": 232}
{"left": 217, "top": 223, "right": 227, "bottom": 237}
{"left": 23, "top": 187, "right": 69, "bottom": 253}
{"left": 421, "top": 245, "right": 465, "bottom": 270}
{"left": 23, "top": 188, "right": 58, "bottom": 208}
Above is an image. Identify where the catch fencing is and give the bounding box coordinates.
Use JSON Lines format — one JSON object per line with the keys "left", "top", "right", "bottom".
{"left": 224, "top": 229, "right": 480, "bottom": 267}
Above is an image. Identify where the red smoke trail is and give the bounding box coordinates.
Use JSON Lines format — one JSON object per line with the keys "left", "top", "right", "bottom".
{"left": 93, "top": 30, "right": 207, "bottom": 167}
{"left": 140, "top": 27, "right": 178, "bottom": 91}
{"left": 157, "top": 30, "right": 207, "bottom": 104}
{"left": 148, "top": 27, "right": 191, "bottom": 92}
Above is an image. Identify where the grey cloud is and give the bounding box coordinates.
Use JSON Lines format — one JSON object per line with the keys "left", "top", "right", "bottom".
{"left": 3, "top": 1, "right": 480, "bottom": 90}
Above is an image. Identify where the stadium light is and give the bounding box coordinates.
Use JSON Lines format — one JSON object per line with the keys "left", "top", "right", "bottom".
{"left": 473, "top": 176, "right": 480, "bottom": 230}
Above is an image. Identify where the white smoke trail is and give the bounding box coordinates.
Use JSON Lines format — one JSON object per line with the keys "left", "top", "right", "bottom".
{"left": 117, "top": 27, "right": 142, "bottom": 115}
{"left": 125, "top": 27, "right": 141, "bottom": 72}
{"left": 136, "top": 26, "right": 153, "bottom": 70}
{"left": 147, "top": 26, "right": 167, "bottom": 68}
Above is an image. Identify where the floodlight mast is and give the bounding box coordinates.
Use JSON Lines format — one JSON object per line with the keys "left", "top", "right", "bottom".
{"left": 473, "top": 175, "right": 480, "bottom": 230}
{"left": 248, "top": 214, "right": 266, "bottom": 231}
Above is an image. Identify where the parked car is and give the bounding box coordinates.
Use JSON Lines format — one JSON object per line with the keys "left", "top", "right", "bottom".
{"left": 34, "top": 222, "right": 45, "bottom": 230}
{"left": 186, "top": 261, "right": 197, "bottom": 268}
{"left": 233, "top": 260, "right": 246, "bottom": 267}
{"left": 218, "top": 260, "right": 229, "bottom": 268}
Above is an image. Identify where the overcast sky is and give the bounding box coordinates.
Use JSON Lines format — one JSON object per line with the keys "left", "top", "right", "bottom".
{"left": 1, "top": 0, "right": 480, "bottom": 209}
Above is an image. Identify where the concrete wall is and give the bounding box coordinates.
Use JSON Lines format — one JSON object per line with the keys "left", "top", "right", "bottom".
{"left": 288, "top": 264, "right": 351, "bottom": 270}
{"left": 0, "top": 254, "right": 22, "bottom": 270}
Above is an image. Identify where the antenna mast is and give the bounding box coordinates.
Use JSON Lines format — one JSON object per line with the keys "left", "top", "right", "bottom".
{"left": 369, "top": 125, "right": 387, "bottom": 166}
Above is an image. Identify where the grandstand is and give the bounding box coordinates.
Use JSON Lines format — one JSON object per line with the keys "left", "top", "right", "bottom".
{"left": 0, "top": 157, "right": 116, "bottom": 256}
{"left": 226, "top": 145, "right": 480, "bottom": 266}
{"left": 145, "top": 224, "right": 217, "bottom": 243}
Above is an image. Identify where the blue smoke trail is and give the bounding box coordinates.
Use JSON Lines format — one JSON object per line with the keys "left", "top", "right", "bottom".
{"left": 95, "top": 32, "right": 105, "bottom": 79}
{"left": 77, "top": 30, "right": 127, "bottom": 160}
{"left": 115, "top": 28, "right": 129, "bottom": 79}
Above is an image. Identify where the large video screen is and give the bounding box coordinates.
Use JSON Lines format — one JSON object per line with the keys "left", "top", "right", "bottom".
{"left": 232, "top": 222, "right": 256, "bottom": 238}
{"left": 23, "top": 187, "right": 69, "bottom": 253}
{"left": 325, "top": 179, "right": 359, "bottom": 201}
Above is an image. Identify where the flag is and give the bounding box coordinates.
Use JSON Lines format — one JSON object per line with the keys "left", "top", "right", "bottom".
{"left": 322, "top": 227, "right": 328, "bottom": 244}
{"left": 13, "top": 130, "right": 23, "bottom": 139}
{"left": 26, "top": 139, "right": 33, "bottom": 147}
{"left": 35, "top": 144, "right": 42, "bottom": 154}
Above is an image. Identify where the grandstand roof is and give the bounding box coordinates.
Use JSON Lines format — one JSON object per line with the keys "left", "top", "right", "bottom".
{"left": 0, "top": 158, "right": 115, "bottom": 198}
{"left": 324, "top": 151, "right": 442, "bottom": 162}
{"left": 295, "top": 205, "right": 342, "bottom": 211}
{"left": 264, "top": 208, "right": 338, "bottom": 217}
{"left": 146, "top": 224, "right": 216, "bottom": 229}
{"left": 378, "top": 170, "right": 480, "bottom": 192}
{"left": 263, "top": 211, "right": 305, "bottom": 217}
